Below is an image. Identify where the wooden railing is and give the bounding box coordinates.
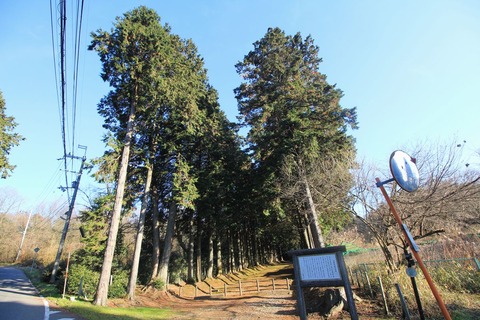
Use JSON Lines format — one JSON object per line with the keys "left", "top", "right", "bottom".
{"left": 177, "top": 277, "right": 293, "bottom": 298}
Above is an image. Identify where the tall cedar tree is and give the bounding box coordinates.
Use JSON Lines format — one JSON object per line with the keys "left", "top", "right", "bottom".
{"left": 89, "top": 7, "right": 178, "bottom": 306}
{"left": 150, "top": 37, "right": 211, "bottom": 288}
{"left": 234, "top": 28, "right": 357, "bottom": 248}
{"left": 90, "top": 6, "right": 218, "bottom": 301}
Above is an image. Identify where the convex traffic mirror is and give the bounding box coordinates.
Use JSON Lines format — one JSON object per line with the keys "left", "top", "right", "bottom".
{"left": 389, "top": 150, "right": 419, "bottom": 192}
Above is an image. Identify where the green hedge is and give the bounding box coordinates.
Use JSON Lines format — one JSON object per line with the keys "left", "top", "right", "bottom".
{"left": 66, "top": 264, "right": 129, "bottom": 299}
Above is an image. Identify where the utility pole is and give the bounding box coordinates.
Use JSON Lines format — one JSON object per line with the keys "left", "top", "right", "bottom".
{"left": 14, "top": 211, "right": 32, "bottom": 263}
{"left": 50, "top": 148, "right": 86, "bottom": 283}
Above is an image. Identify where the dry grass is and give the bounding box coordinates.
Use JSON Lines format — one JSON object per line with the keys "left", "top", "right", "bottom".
{"left": 339, "top": 233, "right": 480, "bottom": 320}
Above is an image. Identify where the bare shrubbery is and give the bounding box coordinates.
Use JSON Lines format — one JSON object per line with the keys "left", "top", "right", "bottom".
{"left": 346, "top": 140, "right": 480, "bottom": 273}
{"left": 0, "top": 196, "right": 83, "bottom": 266}
{"left": 325, "top": 140, "right": 480, "bottom": 318}
{"left": 345, "top": 239, "right": 480, "bottom": 319}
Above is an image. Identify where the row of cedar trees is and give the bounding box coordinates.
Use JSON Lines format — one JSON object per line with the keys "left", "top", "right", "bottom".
{"left": 80, "top": 7, "right": 358, "bottom": 306}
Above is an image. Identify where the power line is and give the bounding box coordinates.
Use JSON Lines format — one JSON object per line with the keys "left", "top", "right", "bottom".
{"left": 30, "top": 161, "right": 64, "bottom": 209}
{"left": 59, "top": 0, "right": 69, "bottom": 201}
{"left": 28, "top": 203, "right": 69, "bottom": 234}
{"left": 71, "top": 0, "right": 85, "bottom": 158}
{"left": 50, "top": 0, "right": 87, "bottom": 203}
{"left": 49, "top": 0, "right": 61, "bottom": 116}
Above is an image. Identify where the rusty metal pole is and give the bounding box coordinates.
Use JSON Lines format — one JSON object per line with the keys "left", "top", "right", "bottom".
{"left": 376, "top": 178, "right": 451, "bottom": 320}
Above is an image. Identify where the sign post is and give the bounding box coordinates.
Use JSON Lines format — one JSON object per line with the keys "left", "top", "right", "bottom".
{"left": 288, "top": 246, "right": 358, "bottom": 320}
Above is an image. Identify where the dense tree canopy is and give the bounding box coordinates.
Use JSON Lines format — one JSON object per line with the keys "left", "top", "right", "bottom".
{"left": 85, "top": 21, "right": 361, "bottom": 305}
{"left": 45, "top": 6, "right": 367, "bottom": 307}
{"left": 89, "top": 6, "right": 185, "bottom": 305}
{"left": 87, "top": 6, "right": 246, "bottom": 304}
{"left": 234, "top": 27, "right": 358, "bottom": 248}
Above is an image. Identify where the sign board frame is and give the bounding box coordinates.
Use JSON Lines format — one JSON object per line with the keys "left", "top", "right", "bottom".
{"left": 288, "top": 246, "right": 358, "bottom": 320}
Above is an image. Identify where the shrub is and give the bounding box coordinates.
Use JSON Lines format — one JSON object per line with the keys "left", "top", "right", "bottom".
{"left": 66, "top": 264, "right": 99, "bottom": 299}
{"left": 66, "top": 264, "right": 130, "bottom": 299}
{"left": 168, "top": 251, "right": 187, "bottom": 284}
{"left": 109, "top": 269, "right": 129, "bottom": 298}
{"left": 150, "top": 277, "right": 165, "bottom": 290}
{"left": 43, "top": 260, "right": 68, "bottom": 291}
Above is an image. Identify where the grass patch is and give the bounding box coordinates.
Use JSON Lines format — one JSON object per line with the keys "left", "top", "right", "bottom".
{"left": 22, "top": 266, "right": 62, "bottom": 298}
{"left": 451, "top": 309, "right": 480, "bottom": 320}
{"left": 21, "top": 267, "right": 177, "bottom": 320}
{"left": 52, "top": 299, "right": 175, "bottom": 320}
{"left": 342, "top": 241, "right": 377, "bottom": 255}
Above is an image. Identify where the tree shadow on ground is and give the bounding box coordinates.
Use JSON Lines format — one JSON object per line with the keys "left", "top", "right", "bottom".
{"left": 263, "top": 265, "right": 294, "bottom": 278}
{"left": 448, "top": 303, "right": 480, "bottom": 320}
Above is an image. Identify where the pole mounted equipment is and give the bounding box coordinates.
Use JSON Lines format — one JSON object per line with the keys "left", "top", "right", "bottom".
{"left": 50, "top": 146, "right": 87, "bottom": 283}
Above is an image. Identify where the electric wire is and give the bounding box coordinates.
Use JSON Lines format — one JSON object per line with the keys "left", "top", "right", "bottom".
{"left": 49, "top": 0, "right": 61, "bottom": 120}
{"left": 27, "top": 0, "right": 90, "bottom": 268}
{"left": 29, "top": 200, "right": 70, "bottom": 235}
{"left": 50, "top": 0, "right": 87, "bottom": 202}
{"left": 71, "top": 0, "right": 85, "bottom": 158}
{"left": 32, "top": 161, "right": 64, "bottom": 206}
{"left": 50, "top": 0, "right": 70, "bottom": 201}
{"left": 59, "top": 0, "right": 70, "bottom": 201}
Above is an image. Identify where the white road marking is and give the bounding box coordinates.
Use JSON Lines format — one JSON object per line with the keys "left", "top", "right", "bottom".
{"left": 42, "top": 295, "right": 50, "bottom": 320}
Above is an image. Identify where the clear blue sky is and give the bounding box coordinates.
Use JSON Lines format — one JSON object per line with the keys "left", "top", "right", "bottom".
{"left": 1, "top": 0, "right": 479, "bottom": 210}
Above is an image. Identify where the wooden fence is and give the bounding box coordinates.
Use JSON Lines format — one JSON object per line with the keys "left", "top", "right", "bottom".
{"left": 177, "top": 277, "right": 292, "bottom": 298}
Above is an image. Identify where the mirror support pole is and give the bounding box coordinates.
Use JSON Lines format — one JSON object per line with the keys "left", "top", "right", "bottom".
{"left": 375, "top": 178, "right": 395, "bottom": 187}
{"left": 375, "top": 177, "right": 452, "bottom": 320}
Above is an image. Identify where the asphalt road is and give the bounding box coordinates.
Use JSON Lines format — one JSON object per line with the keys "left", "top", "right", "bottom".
{"left": 0, "top": 266, "right": 79, "bottom": 320}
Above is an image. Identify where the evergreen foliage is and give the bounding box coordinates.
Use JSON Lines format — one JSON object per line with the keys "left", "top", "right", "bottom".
{"left": 235, "top": 27, "right": 358, "bottom": 248}
{"left": 84, "top": 8, "right": 359, "bottom": 303}
{"left": 73, "top": 194, "right": 112, "bottom": 271}
{"left": 0, "top": 90, "right": 24, "bottom": 179}
{"left": 66, "top": 264, "right": 99, "bottom": 299}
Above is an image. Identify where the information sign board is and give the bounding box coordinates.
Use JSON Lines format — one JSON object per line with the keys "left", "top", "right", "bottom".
{"left": 298, "top": 253, "right": 341, "bottom": 281}
{"left": 288, "top": 246, "right": 358, "bottom": 320}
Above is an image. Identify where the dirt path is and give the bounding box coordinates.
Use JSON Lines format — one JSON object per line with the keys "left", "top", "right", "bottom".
{"left": 144, "top": 291, "right": 299, "bottom": 319}
{"left": 112, "top": 264, "right": 300, "bottom": 319}
{"left": 127, "top": 290, "right": 383, "bottom": 319}
{"left": 111, "top": 263, "right": 387, "bottom": 319}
